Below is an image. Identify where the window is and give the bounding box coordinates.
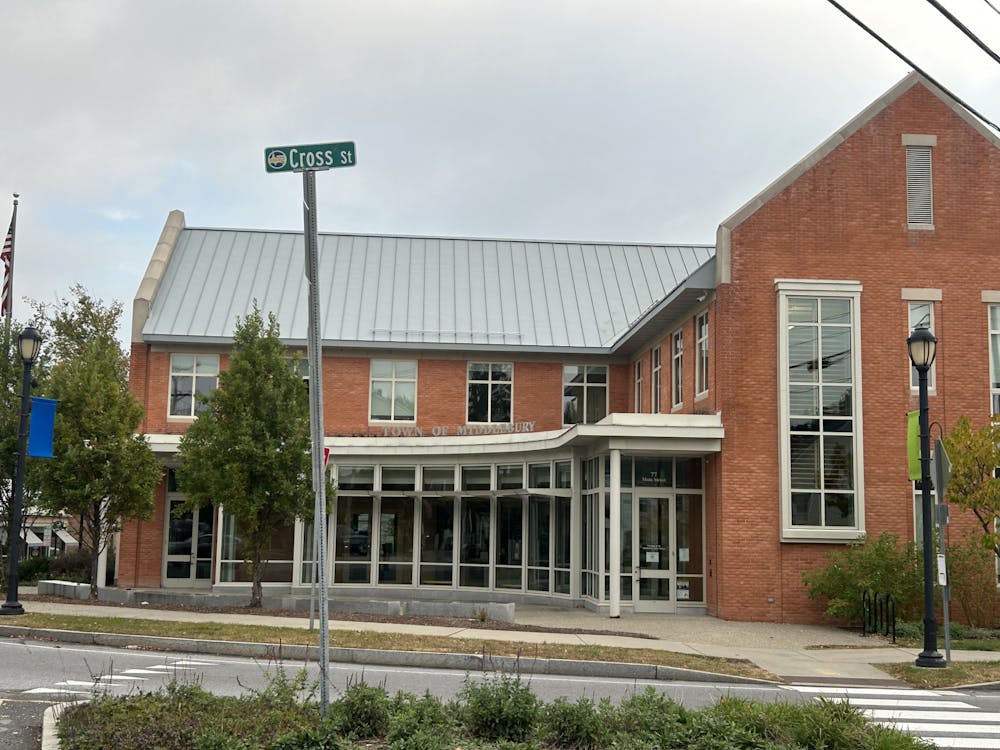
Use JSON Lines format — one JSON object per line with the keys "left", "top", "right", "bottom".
{"left": 904, "top": 135, "right": 935, "bottom": 227}
{"left": 651, "top": 348, "right": 662, "bottom": 412}
{"left": 778, "top": 282, "right": 864, "bottom": 540}
{"left": 633, "top": 361, "right": 643, "bottom": 412}
{"left": 370, "top": 360, "right": 416, "bottom": 421}
{"left": 671, "top": 330, "right": 683, "bottom": 407}
{"left": 563, "top": 365, "right": 608, "bottom": 424}
{"left": 467, "top": 362, "right": 512, "bottom": 423}
{"left": 696, "top": 312, "right": 709, "bottom": 397}
{"left": 990, "top": 305, "right": 1000, "bottom": 414}
{"left": 908, "top": 302, "right": 935, "bottom": 391}
{"left": 169, "top": 354, "right": 219, "bottom": 417}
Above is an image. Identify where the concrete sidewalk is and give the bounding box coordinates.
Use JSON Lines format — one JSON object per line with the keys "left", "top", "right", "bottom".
{"left": 11, "top": 594, "right": 999, "bottom": 685}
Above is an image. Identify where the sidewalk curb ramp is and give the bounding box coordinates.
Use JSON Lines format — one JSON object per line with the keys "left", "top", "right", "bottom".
{"left": 0, "top": 624, "right": 776, "bottom": 685}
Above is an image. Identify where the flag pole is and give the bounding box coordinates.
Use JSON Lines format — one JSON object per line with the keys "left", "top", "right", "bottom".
{"left": 2, "top": 193, "right": 18, "bottom": 353}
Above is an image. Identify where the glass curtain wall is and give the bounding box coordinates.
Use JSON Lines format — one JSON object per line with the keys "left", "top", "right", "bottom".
{"left": 319, "top": 460, "right": 574, "bottom": 595}
{"left": 580, "top": 453, "right": 705, "bottom": 607}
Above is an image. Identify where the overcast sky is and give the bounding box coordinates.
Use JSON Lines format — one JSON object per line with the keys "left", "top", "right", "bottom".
{"left": 3, "top": 0, "right": 1000, "bottom": 340}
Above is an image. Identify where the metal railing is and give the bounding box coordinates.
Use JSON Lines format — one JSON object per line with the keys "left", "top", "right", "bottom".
{"left": 862, "top": 590, "right": 896, "bottom": 643}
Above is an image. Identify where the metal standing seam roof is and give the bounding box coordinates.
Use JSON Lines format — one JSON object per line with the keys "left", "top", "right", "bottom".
{"left": 141, "top": 227, "right": 715, "bottom": 352}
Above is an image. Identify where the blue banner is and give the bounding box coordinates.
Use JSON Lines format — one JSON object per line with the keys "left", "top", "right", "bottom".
{"left": 28, "top": 397, "right": 57, "bottom": 458}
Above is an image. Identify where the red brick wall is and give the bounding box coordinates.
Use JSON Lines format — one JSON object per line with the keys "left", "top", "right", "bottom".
{"left": 713, "top": 82, "right": 1000, "bottom": 622}
{"left": 117, "top": 479, "right": 166, "bottom": 588}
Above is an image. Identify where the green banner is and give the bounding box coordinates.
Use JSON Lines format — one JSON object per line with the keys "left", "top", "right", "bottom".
{"left": 907, "top": 410, "right": 921, "bottom": 481}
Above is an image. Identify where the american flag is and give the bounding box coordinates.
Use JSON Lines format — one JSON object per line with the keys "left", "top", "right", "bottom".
{"left": 1, "top": 216, "right": 11, "bottom": 318}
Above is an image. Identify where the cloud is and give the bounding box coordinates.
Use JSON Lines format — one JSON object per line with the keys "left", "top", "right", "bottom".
{"left": 95, "top": 208, "right": 138, "bottom": 223}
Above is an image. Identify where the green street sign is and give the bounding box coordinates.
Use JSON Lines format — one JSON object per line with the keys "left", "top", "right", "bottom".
{"left": 265, "top": 141, "right": 356, "bottom": 173}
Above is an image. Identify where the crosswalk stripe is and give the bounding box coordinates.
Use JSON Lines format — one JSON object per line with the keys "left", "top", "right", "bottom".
{"left": 865, "top": 709, "right": 1000, "bottom": 722}
{"left": 841, "top": 698, "right": 976, "bottom": 709}
{"left": 784, "top": 686, "right": 960, "bottom": 697}
{"left": 886, "top": 722, "right": 1000, "bottom": 734}
{"left": 920, "top": 738, "right": 1000, "bottom": 749}
{"left": 22, "top": 688, "right": 89, "bottom": 696}
{"left": 121, "top": 668, "right": 170, "bottom": 675}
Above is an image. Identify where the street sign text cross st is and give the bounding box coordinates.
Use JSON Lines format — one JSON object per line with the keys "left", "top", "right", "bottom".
{"left": 265, "top": 142, "right": 356, "bottom": 173}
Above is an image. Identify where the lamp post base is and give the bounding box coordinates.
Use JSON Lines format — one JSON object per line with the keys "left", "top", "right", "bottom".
{"left": 0, "top": 601, "right": 25, "bottom": 616}
{"left": 915, "top": 650, "right": 946, "bottom": 668}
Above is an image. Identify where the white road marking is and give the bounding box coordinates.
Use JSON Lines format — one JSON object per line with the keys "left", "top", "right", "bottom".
{"left": 839, "top": 697, "right": 976, "bottom": 709}
{"left": 865, "top": 709, "right": 1000, "bottom": 722}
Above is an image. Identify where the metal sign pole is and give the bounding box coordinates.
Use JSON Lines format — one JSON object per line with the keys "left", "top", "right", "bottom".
{"left": 302, "top": 169, "right": 330, "bottom": 714}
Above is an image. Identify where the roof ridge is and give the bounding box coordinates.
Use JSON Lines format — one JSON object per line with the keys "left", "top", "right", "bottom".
{"left": 180, "top": 225, "right": 715, "bottom": 249}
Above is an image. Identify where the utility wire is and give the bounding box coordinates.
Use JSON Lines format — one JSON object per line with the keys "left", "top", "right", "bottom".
{"left": 982, "top": 0, "right": 1000, "bottom": 19}
{"left": 924, "top": 0, "right": 1000, "bottom": 67}
{"left": 824, "top": 0, "right": 1000, "bottom": 132}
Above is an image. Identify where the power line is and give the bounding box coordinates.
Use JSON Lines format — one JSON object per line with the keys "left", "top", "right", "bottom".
{"left": 824, "top": 0, "right": 1000, "bottom": 132}
{"left": 982, "top": 0, "right": 1000, "bottom": 18}
{"left": 924, "top": 0, "right": 1000, "bottom": 67}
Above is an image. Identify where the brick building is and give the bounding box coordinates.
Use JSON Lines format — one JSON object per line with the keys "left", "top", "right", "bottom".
{"left": 118, "top": 73, "right": 998, "bottom": 622}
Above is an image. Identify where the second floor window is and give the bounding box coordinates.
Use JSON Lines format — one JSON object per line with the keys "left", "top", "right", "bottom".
{"left": 908, "top": 302, "right": 935, "bottom": 392}
{"left": 671, "top": 330, "right": 683, "bottom": 407}
{"left": 633, "top": 361, "right": 643, "bottom": 412}
{"left": 696, "top": 312, "right": 709, "bottom": 397}
{"left": 370, "top": 360, "right": 416, "bottom": 421}
{"left": 169, "top": 354, "right": 219, "bottom": 417}
{"left": 563, "top": 365, "right": 608, "bottom": 424}
{"left": 651, "top": 348, "right": 661, "bottom": 413}
{"left": 991, "top": 306, "right": 1000, "bottom": 414}
{"left": 467, "top": 362, "right": 512, "bottom": 423}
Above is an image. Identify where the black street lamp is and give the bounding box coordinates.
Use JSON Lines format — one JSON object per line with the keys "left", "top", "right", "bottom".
{"left": 907, "top": 325, "right": 945, "bottom": 668}
{"left": 1, "top": 326, "right": 43, "bottom": 616}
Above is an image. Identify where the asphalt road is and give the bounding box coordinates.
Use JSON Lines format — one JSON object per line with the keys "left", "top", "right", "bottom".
{"left": 3, "top": 637, "right": 1000, "bottom": 749}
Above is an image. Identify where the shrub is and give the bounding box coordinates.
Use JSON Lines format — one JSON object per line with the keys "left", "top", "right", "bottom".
{"left": 802, "top": 532, "right": 923, "bottom": 622}
{"left": 388, "top": 691, "right": 456, "bottom": 750}
{"left": 459, "top": 673, "right": 539, "bottom": 742}
{"left": 17, "top": 554, "right": 50, "bottom": 583}
{"left": 540, "top": 696, "right": 612, "bottom": 750}
{"left": 329, "top": 677, "right": 390, "bottom": 739}
{"left": 946, "top": 531, "right": 1000, "bottom": 628}
{"left": 269, "top": 726, "right": 341, "bottom": 750}
{"left": 49, "top": 548, "right": 92, "bottom": 583}
{"left": 194, "top": 730, "right": 255, "bottom": 750}
{"left": 612, "top": 687, "right": 688, "bottom": 744}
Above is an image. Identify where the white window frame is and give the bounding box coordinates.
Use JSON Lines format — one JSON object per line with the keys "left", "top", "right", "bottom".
{"left": 168, "top": 353, "right": 219, "bottom": 419}
{"left": 369, "top": 359, "right": 417, "bottom": 423}
{"left": 633, "top": 360, "right": 643, "bottom": 413}
{"left": 650, "top": 347, "right": 661, "bottom": 413}
{"left": 777, "top": 279, "right": 865, "bottom": 542}
{"left": 907, "top": 301, "right": 936, "bottom": 394}
{"left": 989, "top": 302, "right": 1000, "bottom": 416}
{"left": 671, "top": 329, "right": 683, "bottom": 409}
{"left": 466, "top": 362, "right": 513, "bottom": 424}
{"left": 695, "top": 311, "right": 709, "bottom": 399}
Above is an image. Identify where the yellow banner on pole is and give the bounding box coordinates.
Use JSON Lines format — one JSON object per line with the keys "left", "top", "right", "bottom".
{"left": 907, "top": 410, "right": 921, "bottom": 481}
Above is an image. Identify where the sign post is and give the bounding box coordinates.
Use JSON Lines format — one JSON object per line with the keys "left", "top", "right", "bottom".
{"left": 266, "top": 140, "right": 356, "bottom": 715}
{"left": 933, "top": 437, "right": 952, "bottom": 662}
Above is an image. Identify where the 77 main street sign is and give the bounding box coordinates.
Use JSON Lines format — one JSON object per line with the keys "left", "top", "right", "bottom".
{"left": 265, "top": 141, "right": 356, "bottom": 173}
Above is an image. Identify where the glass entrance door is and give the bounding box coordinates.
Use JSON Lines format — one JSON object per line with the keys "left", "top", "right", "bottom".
{"left": 164, "top": 500, "right": 215, "bottom": 587}
{"left": 635, "top": 495, "right": 675, "bottom": 613}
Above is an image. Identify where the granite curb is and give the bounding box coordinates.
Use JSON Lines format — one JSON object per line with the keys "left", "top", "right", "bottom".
{"left": 0, "top": 624, "right": 776, "bottom": 685}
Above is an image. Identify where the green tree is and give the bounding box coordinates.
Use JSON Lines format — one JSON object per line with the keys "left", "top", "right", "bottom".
{"left": 35, "top": 287, "right": 161, "bottom": 599}
{"left": 177, "top": 305, "right": 314, "bottom": 607}
{"left": 942, "top": 415, "right": 1000, "bottom": 561}
{"left": 0, "top": 317, "right": 50, "bottom": 591}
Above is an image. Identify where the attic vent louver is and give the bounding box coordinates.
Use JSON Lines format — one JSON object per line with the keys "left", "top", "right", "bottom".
{"left": 905, "top": 145, "right": 933, "bottom": 227}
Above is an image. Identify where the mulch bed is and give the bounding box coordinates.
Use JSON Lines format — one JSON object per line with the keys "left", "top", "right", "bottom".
{"left": 20, "top": 594, "right": 655, "bottom": 639}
